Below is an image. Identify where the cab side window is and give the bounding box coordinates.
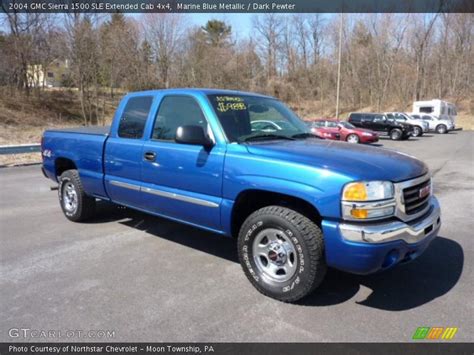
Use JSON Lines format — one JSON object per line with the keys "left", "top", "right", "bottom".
{"left": 152, "top": 96, "right": 207, "bottom": 141}
{"left": 373, "top": 115, "right": 385, "bottom": 123}
{"left": 118, "top": 96, "right": 154, "bottom": 139}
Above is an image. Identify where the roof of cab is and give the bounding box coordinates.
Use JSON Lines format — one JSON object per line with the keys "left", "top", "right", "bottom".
{"left": 124, "top": 88, "right": 274, "bottom": 99}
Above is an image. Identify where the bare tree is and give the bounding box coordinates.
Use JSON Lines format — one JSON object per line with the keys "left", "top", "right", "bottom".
{"left": 142, "top": 14, "right": 184, "bottom": 88}
{"left": 410, "top": 13, "right": 440, "bottom": 101}
{"left": 253, "top": 14, "right": 284, "bottom": 80}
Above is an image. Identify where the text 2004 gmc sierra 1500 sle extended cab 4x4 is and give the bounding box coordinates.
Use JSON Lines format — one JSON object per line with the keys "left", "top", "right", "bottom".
{"left": 41, "top": 89, "right": 441, "bottom": 302}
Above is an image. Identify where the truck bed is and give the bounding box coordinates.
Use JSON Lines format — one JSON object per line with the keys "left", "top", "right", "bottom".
{"left": 42, "top": 127, "right": 110, "bottom": 199}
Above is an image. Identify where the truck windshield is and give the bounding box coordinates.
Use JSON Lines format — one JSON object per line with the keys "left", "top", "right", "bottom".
{"left": 207, "top": 94, "right": 310, "bottom": 143}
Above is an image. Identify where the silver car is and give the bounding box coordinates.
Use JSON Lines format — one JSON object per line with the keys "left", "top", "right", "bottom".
{"left": 409, "top": 113, "right": 454, "bottom": 134}
{"left": 385, "top": 112, "right": 429, "bottom": 137}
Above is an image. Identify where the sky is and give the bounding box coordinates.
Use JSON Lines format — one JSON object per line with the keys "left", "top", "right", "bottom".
{"left": 189, "top": 13, "right": 254, "bottom": 37}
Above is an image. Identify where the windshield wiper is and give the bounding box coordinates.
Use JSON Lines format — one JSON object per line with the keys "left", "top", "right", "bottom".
{"left": 291, "top": 132, "right": 321, "bottom": 139}
{"left": 239, "top": 134, "right": 295, "bottom": 143}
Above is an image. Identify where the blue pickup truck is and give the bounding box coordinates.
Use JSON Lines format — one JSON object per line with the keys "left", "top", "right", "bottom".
{"left": 42, "top": 89, "right": 441, "bottom": 302}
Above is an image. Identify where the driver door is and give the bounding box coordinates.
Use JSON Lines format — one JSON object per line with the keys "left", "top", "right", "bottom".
{"left": 140, "top": 95, "right": 225, "bottom": 231}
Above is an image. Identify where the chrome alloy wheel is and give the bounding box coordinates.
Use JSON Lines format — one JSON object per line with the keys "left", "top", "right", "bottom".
{"left": 347, "top": 134, "right": 360, "bottom": 143}
{"left": 252, "top": 228, "right": 298, "bottom": 283}
{"left": 62, "top": 182, "right": 78, "bottom": 213}
{"left": 413, "top": 126, "right": 422, "bottom": 137}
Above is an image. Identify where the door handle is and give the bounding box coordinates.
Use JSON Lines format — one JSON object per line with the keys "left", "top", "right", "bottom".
{"left": 144, "top": 151, "right": 156, "bottom": 162}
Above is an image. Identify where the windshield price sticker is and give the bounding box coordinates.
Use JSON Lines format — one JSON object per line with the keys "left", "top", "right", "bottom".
{"left": 215, "top": 96, "right": 246, "bottom": 112}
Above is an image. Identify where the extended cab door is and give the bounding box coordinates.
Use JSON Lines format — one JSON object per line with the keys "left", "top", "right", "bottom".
{"left": 140, "top": 95, "right": 225, "bottom": 231}
{"left": 104, "top": 95, "right": 154, "bottom": 208}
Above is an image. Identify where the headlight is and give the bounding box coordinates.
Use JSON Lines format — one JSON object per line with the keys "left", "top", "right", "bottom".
{"left": 341, "top": 181, "right": 396, "bottom": 220}
{"left": 362, "top": 132, "right": 372, "bottom": 137}
{"left": 343, "top": 181, "right": 394, "bottom": 201}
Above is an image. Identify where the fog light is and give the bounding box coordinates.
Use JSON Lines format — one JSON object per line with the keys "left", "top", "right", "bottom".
{"left": 382, "top": 249, "right": 400, "bottom": 268}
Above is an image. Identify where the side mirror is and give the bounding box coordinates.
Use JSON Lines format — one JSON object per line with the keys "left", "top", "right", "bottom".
{"left": 175, "top": 125, "right": 213, "bottom": 147}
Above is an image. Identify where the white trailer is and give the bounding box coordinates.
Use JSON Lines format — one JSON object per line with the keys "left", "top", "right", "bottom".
{"left": 412, "top": 99, "right": 457, "bottom": 123}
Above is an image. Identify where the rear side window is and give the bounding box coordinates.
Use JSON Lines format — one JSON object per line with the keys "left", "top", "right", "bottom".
{"left": 420, "top": 106, "right": 433, "bottom": 113}
{"left": 118, "top": 96, "right": 153, "bottom": 139}
{"left": 363, "top": 115, "right": 375, "bottom": 122}
{"left": 349, "top": 113, "right": 361, "bottom": 122}
{"left": 152, "top": 96, "right": 207, "bottom": 141}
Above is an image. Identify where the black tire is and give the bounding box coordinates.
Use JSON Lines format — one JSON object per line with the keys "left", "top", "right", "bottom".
{"left": 237, "top": 206, "right": 326, "bottom": 303}
{"left": 390, "top": 128, "right": 403, "bottom": 140}
{"left": 412, "top": 126, "right": 423, "bottom": 137}
{"left": 58, "top": 170, "right": 95, "bottom": 222}
{"left": 436, "top": 124, "right": 447, "bottom": 134}
{"left": 346, "top": 133, "right": 360, "bottom": 143}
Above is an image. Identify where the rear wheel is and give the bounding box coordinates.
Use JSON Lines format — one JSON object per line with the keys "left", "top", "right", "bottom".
{"left": 59, "top": 170, "right": 95, "bottom": 222}
{"left": 238, "top": 206, "right": 326, "bottom": 303}
{"left": 412, "top": 126, "right": 423, "bottom": 137}
{"left": 390, "top": 128, "right": 402, "bottom": 140}
{"left": 346, "top": 134, "right": 360, "bottom": 143}
{"left": 436, "top": 124, "right": 447, "bottom": 134}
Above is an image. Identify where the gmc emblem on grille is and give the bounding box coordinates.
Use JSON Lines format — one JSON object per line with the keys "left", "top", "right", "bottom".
{"left": 419, "top": 185, "right": 430, "bottom": 198}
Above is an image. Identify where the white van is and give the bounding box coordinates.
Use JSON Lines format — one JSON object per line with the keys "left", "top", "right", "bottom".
{"left": 412, "top": 99, "right": 457, "bottom": 124}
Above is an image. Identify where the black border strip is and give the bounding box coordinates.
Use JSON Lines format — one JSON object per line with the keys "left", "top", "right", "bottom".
{"left": 1, "top": 343, "right": 474, "bottom": 355}
{"left": 1, "top": 0, "right": 474, "bottom": 13}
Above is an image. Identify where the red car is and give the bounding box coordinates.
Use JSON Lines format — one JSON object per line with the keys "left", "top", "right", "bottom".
{"left": 308, "top": 121, "right": 341, "bottom": 140}
{"left": 311, "top": 119, "right": 379, "bottom": 144}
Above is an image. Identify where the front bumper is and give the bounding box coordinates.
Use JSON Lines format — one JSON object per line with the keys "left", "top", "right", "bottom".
{"left": 322, "top": 197, "right": 441, "bottom": 274}
{"left": 360, "top": 135, "right": 378, "bottom": 143}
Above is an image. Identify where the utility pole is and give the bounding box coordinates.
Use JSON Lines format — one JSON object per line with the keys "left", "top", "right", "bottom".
{"left": 335, "top": 13, "right": 343, "bottom": 119}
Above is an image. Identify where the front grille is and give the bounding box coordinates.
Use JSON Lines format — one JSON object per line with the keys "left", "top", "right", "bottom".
{"left": 403, "top": 179, "right": 431, "bottom": 215}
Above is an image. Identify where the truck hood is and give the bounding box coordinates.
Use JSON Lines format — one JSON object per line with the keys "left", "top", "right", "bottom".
{"left": 245, "top": 139, "right": 428, "bottom": 182}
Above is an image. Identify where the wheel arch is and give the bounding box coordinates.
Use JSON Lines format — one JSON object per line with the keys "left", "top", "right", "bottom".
{"left": 230, "top": 189, "right": 323, "bottom": 238}
{"left": 55, "top": 157, "right": 77, "bottom": 178}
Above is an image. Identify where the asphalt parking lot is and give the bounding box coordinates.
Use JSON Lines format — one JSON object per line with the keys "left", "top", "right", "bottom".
{"left": 1, "top": 131, "right": 473, "bottom": 342}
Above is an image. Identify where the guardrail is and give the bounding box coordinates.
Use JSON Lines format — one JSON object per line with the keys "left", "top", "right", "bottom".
{"left": 0, "top": 144, "right": 41, "bottom": 155}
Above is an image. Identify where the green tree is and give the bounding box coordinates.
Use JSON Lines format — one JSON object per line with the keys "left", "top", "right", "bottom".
{"left": 201, "top": 20, "right": 232, "bottom": 47}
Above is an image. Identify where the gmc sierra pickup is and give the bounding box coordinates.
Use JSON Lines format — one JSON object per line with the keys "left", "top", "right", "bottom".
{"left": 42, "top": 89, "right": 441, "bottom": 302}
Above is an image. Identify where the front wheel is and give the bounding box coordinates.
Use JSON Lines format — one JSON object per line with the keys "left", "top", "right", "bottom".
{"left": 59, "top": 170, "right": 96, "bottom": 222}
{"left": 390, "top": 128, "right": 403, "bottom": 140}
{"left": 412, "top": 126, "right": 423, "bottom": 137}
{"left": 436, "top": 124, "right": 448, "bottom": 134}
{"left": 346, "top": 134, "right": 360, "bottom": 143}
{"left": 238, "top": 206, "right": 326, "bottom": 302}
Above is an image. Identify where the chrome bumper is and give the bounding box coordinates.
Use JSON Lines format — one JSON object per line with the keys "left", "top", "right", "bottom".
{"left": 339, "top": 197, "right": 441, "bottom": 244}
